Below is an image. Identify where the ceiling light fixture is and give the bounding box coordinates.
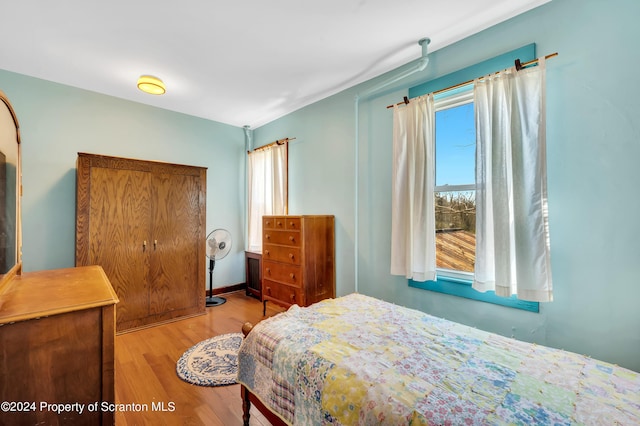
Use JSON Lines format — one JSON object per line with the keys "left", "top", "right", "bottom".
{"left": 137, "top": 75, "right": 165, "bottom": 95}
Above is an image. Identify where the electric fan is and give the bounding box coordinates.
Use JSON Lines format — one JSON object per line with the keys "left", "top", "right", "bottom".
{"left": 205, "top": 228, "right": 232, "bottom": 307}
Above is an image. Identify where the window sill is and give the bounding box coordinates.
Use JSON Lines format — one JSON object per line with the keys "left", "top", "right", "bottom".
{"left": 409, "top": 275, "right": 539, "bottom": 313}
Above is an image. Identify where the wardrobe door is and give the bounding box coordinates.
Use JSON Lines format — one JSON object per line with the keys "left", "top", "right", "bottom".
{"left": 149, "top": 172, "right": 204, "bottom": 315}
{"left": 77, "top": 153, "right": 206, "bottom": 331}
{"left": 88, "top": 167, "right": 152, "bottom": 325}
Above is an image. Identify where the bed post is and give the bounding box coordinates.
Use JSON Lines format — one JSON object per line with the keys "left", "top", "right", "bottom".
{"left": 241, "top": 322, "right": 254, "bottom": 426}
{"left": 242, "top": 321, "right": 254, "bottom": 336}
{"left": 241, "top": 385, "right": 251, "bottom": 426}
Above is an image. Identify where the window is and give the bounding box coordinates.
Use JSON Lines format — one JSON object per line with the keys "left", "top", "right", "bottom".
{"left": 247, "top": 143, "right": 288, "bottom": 252}
{"left": 434, "top": 87, "right": 475, "bottom": 280}
{"left": 409, "top": 85, "right": 541, "bottom": 313}
{"left": 402, "top": 44, "right": 548, "bottom": 310}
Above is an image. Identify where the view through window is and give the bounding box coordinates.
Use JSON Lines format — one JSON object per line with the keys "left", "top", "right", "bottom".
{"left": 434, "top": 88, "right": 475, "bottom": 276}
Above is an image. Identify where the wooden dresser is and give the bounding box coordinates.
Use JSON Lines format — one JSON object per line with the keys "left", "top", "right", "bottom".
{"left": 261, "top": 215, "right": 335, "bottom": 314}
{"left": 0, "top": 266, "right": 118, "bottom": 425}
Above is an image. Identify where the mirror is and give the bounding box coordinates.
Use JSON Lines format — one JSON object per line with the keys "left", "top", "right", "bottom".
{"left": 0, "top": 90, "right": 22, "bottom": 292}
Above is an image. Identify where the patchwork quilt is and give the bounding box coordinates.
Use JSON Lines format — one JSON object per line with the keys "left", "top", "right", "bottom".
{"left": 237, "top": 293, "right": 639, "bottom": 425}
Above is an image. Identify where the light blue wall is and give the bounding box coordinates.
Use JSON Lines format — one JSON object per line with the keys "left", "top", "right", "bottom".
{"left": 255, "top": 0, "right": 640, "bottom": 372}
{"left": 1, "top": 0, "right": 637, "bottom": 372}
{"left": 252, "top": 89, "right": 359, "bottom": 299}
{"left": 0, "top": 70, "right": 247, "bottom": 287}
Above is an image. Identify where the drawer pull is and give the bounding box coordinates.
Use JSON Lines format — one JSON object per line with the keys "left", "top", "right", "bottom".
{"left": 289, "top": 273, "right": 295, "bottom": 279}
{"left": 289, "top": 253, "right": 294, "bottom": 260}
{"left": 266, "top": 267, "right": 271, "bottom": 274}
{"left": 289, "top": 221, "right": 295, "bottom": 228}
{"left": 265, "top": 250, "right": 270, "bottom": 256}
{"left": 265, "top": 220, "right": 271, "bottom": 226}
{"left": 289, "top": 236, "right": 295, "bottom": 242}
{"left": 266, "top": 287, "right": 271, "bottom": 295}
{"left": 290, "top": 294, "right": 295, "bottom": 301}
{"left": 277, "top": 221, "right": 282, "bottom": 226}
{"left": 265, "top": 234, "right": 271, "bottom": 240}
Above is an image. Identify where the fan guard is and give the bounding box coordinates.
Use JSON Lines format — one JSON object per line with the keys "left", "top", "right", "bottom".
{"left": 205, "top": 228, "right": 232, "bottom": 307}
{"left": 206, "top": 228, "right": 232, "bottom": 260}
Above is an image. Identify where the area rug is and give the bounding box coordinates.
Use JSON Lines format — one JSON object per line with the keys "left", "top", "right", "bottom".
{"left": 176, "top": 332, "right": 244, "bottom": 386}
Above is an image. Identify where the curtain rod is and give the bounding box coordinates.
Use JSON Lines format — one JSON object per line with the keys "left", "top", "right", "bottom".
{"left": 385, "top": 52, "right": 558, "bottom": 109}
{"left": 247, "top": 137, "right": 296, "bottom": 154}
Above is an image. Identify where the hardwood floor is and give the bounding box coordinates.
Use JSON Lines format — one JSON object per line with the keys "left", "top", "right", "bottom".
{"left": 114, "top": 291, "right": 285, "bottom": 425}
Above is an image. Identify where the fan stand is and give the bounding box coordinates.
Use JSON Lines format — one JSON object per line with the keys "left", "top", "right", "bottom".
{"left": 206, "top": 258, "right": 226, "bottom": 307}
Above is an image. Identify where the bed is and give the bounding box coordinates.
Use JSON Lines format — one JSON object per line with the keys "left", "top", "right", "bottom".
{"left": 237, "top": 293, "right": 639, "bottom": 425}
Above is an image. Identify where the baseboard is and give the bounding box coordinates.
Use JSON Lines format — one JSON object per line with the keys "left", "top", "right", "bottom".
{"left": 116, "top": 311, "right": 206, "bottom": 335}
{"left": 208, "top": 283, "right": 246, "bottom": 296}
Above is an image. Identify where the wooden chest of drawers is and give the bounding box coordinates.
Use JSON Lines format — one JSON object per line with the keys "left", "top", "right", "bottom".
{"left": 262, "top": 215, "right": 335, "bottom": 313}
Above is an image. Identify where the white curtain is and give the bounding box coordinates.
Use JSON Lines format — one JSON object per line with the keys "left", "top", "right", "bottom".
{"left": 390, "top": 94, "right": 436, "bottom": 282}
{"left": 247, "top": 144, "right": 287, "bottom": 252}
{"left": 473, "top": 58, "right": 553, "bottom": 302}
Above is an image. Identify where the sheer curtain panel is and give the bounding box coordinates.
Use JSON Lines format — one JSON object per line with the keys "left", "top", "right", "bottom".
{"left": 247, "top": 144, "right": 287, "bottom": 252}
{"left": 473, "top": 58, "right": 553, "bottom": 302}
{"left": 390, "top": 94, "right": 437, "bottom": 282}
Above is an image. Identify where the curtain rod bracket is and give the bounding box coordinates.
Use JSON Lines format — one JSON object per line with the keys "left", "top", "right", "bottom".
{"left": 515, "top": 58, "right": 523, "bottom": 71}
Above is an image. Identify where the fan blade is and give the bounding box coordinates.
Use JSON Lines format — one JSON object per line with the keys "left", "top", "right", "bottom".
{"left": 208, "top": 229, "right": 232, "bottom": 260}
{"left": 206, "top": 238, "right": 217, "bottom": 258}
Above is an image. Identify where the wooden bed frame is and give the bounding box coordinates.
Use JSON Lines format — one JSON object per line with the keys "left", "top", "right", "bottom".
{"left": 240, "top": 322, "right": 287, "bottom": 426}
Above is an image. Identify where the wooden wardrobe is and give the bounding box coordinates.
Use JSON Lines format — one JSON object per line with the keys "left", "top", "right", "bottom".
{"left": 76, "top": 153, "right": 206, "bottom": 332}
{"left": 261, "top": 215, "right": 335, "bottom": 314}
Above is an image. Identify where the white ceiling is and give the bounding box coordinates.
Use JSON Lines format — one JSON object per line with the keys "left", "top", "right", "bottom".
{"left": 0, "top": 0, "right": 550, "bottom": 129}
